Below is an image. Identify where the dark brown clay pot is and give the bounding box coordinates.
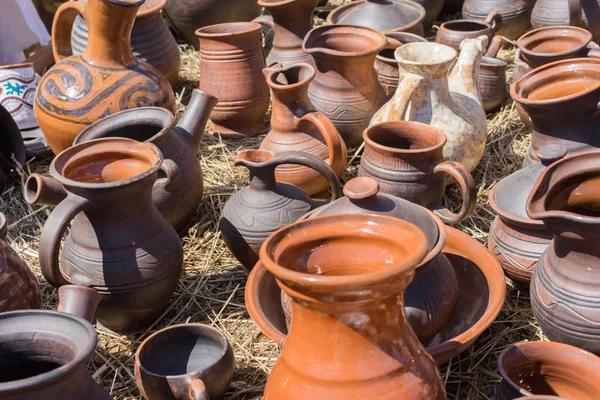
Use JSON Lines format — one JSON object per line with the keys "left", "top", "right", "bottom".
{"left": 480, "top": 36, "right": 508, "bottom": 112}
{"left": 196, "top": 22, "right": 270, "bottom": 139}
{"left": 34, "top": 0, "right": 175, "bottom": 155}
{"left": 496, "top": 341, "right": 600, "bottom": 399}
{"left": 359, "top": 121, "right": 476, "bottom": 224}
{"left": 436, "top": 11, "right": 503, "bottom": 50}
{"left": 531, "top": 0, "right": 600, "bottom": 42}
{"left": 135, "top": 324, "right": 235, "bottom": 400}
{"left": 73, "top": 89, "right": 218, "bottom": 234}
{"left": 24, "top": 138, "right": 183, "bottom": 334}
{"left": 443, "top": 0, "right": 464, "bottom": 13}
{"left": 0, "top": 104, "right": 26, "bottom": 189}
{"left": 462, "top": 0, "right": 533, "bottom": 40}
{"left": 219, "top": 150, "right": 341, "bottom": 273}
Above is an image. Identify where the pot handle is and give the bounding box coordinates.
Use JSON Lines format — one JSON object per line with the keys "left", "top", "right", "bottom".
{"left": 431, "top": 161, "right": 476, "bottom": 224}
{"left": 485, "top": 35, "right": 502, "bottom": 58}
{"left": 485, "top": 11, "right": 503, "bottom": 33}
{"left": 568, "top": 0, "right": 583, "bottom": 26}
{"left": 252, "top": 14, "right": 275, "bottom": 31}
{"left": 154, "top": 159, "right": 181, "bottom": 192}
{"left": 39, "top": 194, "right": 90, "bottom": 287}
{"left": 52, "top": 1, "right": 86, "bottom": 62}
{"left": 189, "top": 379, "right": 208, "bottom": 400}
{"left": 371, "top": 73, "right": 424, "bottom": 124}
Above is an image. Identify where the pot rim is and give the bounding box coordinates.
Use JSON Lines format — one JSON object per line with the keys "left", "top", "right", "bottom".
{"left": 439, "top": 19, "right": 491, "bottom": 34}
{"left": 302, "top": 24, "right": 387, "bottom": 59}
{"left": 0, "top": 62, "right": 34, "bottom": 71}
{"left": 264, "top": 63, "right": 316, "bottom": 91}
{"left": 105, "top": 0, "right": 145, "bottom": 8}
{"left": 363, "top": 121, "right": 446, "bottom": 155}
{"left": 488, "top": 183, "right": 544, "bottom": 227}
{"left": 326, "top": 0, "right": 426, "bottom": 33}
{"left": 516, "top": 26, "right": 592, "bottom": 59}
{"left": 137, "top": 0, "right": 167, "bottom": 18}
{"left": 394, "top": 42, "right": 457, "bottom": 67}
{"left": 481, "top": 56, "right": 507, "bottom": 68}
{"left": 258, "top": 0, "right": 304, "bottom": 7}
{"left": 195, "top": 22, "right": 262, "bottom": 38}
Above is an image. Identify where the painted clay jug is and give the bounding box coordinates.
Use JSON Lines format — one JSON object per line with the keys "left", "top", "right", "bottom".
{"left": 34, "top": 0, "right": 175, "bottom": 155}
{"left": 462, "top": 0, "right": 533, "bottom": 40}
{"left": 371, "top": 38, "right": 488, "bottom": 171}
{"left": 436, "top": 11, "right": 503, "bottom": 50}
{"left": 71, "top": 0, "right": 181, "bottom": 87}
{"left": 196, "top": 22, "right": 270, "bottom": 138}
{"left": 73, "top": 89, "right": 218, "bottom": 234}
{"left": 220, "top": 150, "right": 341, "bottom": 273}
{"left": 260, "top": 63, "right": 347, "bottom": 196}
{"left": 527, "top": 151, "right": 600, "bottom": 354}
{"left": 532, "top": 0, "right": 600, "bottom": 42}
{"left": 303, "top": 25, "right": 387, "bottom": 147}
{"left": 260, "top": 214, "right": 445, "bottom": 399}
{"left": 24, "top": 138, "right": 183, "bottom": 334}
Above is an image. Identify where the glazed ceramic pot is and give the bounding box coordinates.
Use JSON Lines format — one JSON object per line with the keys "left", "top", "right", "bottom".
{"left": 488, "top": 145, "right": 567, "bottom": 284}
{"left": 532, "top": 0, "right": 600, "bottom": 42}
{"left": 260, "top": 63, "right": 347, "bottom": 196}
{"left": 436, "top": 11, "right": 503, "bottom": 50}
{"left": 135, "top": 324, "right": 235, "bottom": 400}
{"left": 196, "top": 22, "right": 270, "bottom": 139}
{"left": 0, "top": 105, "right": 26, "bottom": 191}
{"left": 220, "top": 150, "right": 341, "bottom": 273}
{"left": 462, "top": 0, "right": 533, "bottom": 40}
{"left": 303, "top": 25, "right": 387, "bottom": 147}
{"left": 260, "top": 214, "right": 446, "bottom": 399}
{"left": 34, "top": 0, "right": 175, "bottom": 155}
{"left": 372, "top": 39, "right": 488, "bottom": 171}
{"left": 497, "top": 341, "right": 600, "bottom": 399}
{"left": 527, "top": 151, "right": 600, "bottom": 354}
{"left": 71, "top": 0, "right": 181, "bottom": 87}
{"left": 24, "top": 138, "right": 183, "bottom": 334}
{"left": 73, "top": 89, "right": 218, "bottom": 234}
{"left": 480, "top": 36, "right": 508, "bottom": 112}
{"left": 359, "top": 121, "right": 476, "bottom": 224}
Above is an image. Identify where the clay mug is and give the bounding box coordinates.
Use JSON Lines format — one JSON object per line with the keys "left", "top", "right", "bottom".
{"left": 359, "top": 121, "right": 476, "bottom": 224}
{"left": 436, "top": 11, "right": 503, "bottom": 50}
{"left": 480, "top": 36, "right": 508, "bottom": 112}
{"left": 135, "top": 324, "right": 235, "bottom": 400}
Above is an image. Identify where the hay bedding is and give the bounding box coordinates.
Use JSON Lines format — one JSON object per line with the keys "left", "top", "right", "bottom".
{"left": 2, "top": 2, "right": 544, "bottom": 399}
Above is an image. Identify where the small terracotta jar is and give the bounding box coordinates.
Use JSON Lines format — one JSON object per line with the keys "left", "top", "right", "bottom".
{"left": 480, "top": 36, "right": 508, "bottom": 112}
{"left": 462, "top": 0, "right": 533, "bottom": 40}
{"left": 436, "top": 11, "right": 502, "bottom": 50}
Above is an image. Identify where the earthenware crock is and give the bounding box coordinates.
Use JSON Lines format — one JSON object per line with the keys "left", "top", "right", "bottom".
{"left": 462, "top": 0, "right": 533, "bottom": 40}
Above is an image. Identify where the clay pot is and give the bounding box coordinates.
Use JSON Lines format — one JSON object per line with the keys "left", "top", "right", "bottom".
{"left": 259, "top": 63, "right": 347, "bottom": 196}
{"left": 497, "top": 341, "right": 600, "bottom": 399}
{"left": 480, "top": 37, "right": 508, "bottom": 112}
{"left": 70, "top": 0, "right": 181, "bottom": 87}
{"left": 443, "top": 0, "right": 464, "bottom": 13}
{"left": 135, "top": 324, "right": 235, "bottom": 400}
{"left": 532, "top": 0, "right": 600, "bottom": 42}
{"left": 0, "top": 285, "right": 111, "bottom": 399}
{"left": 412, "top": 0, "right": 444, "bottom": 29}
{"left": 220, "top": 150, "right": 341, "bottom": 273}
{"left": 462, "top": 0, "right": 533, "bottom": 40}
{"left": 0, "top": 104, "right": 26, "bottom": 192}
{"left": 527, "top": 151, "right": 600, "bottom": 354}
{"left": 303, "top": 25, "right": 387, "bottom": 147}
{"left": 488, "top": 145, "right": 567, "bottom": 284}
{"left": 259, "top": 214, "right": 446, "bottom": 399}
{"left": 196, "top": 22, "right": 270, "bottom": 139}
{"left": 24, "top": 138, "right": 183, "bottom": 334}
{"left": 436, "top": 11, "right": 503, "bottom": 50}
{"left": 73, "top": 89, "right": 218, "bottom": 234}
{"left": 34, "top": 0, "right": 175, "bottom": 155}
{"left": 359, "top": 121, "right": 476, "bottom": 224}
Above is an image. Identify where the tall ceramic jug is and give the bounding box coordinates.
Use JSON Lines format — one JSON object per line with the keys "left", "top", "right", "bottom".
{"left": 34, "top": 0, "right": 175, "bottom": 155}
{"left": 532, "top": 0, "right": 600, "bottom": 41}
{"left": 371, "top": 38, "right": 488, "bottom": 171}
{"left": 462, "top": 0, "right": 534, "bottom": 40}
{"left": 24, "top": 138, "right": 183, "bottom": 334}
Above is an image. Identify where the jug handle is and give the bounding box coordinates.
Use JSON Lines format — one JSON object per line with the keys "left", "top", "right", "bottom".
{"left": 485, "top": 36, "right": 502, "bottom": 58}
{"left": 39, "top": 194, "right": 90, "bottom": 287}
{"left": 431, "top": 161, "right": 476, "bottom": 224}
{"left": 52, "top": 1, "right": 86, "bottom": 62}
{"left": 154, "top": 159, "right": 181, "bottom": 191}
{"left": 252, "top": 14, "right": 275, "bottom": 31}
{"left": 189, "top": 379, "right": 209, "bottom": 400}
{"left": 372, "top": 73, "right": 424, "bottom": 124}
{"left": 485, "top": 11, "right": 503, "bottom": 33}
{"left": 568, "top": 0, "right": 583, "bottom": 26}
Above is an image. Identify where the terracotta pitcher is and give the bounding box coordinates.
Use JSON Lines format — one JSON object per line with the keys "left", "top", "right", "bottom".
{"left": 371, "top": 38, "right": 488, "bottom": 171}
{"left": 532, "top": 0, "right": 600, "bottom": 42}
{"left": 259, "top": 63, "right": 347, "bottom": 196}
{"left": 462, "top": 0, "right": 533, "bottom": 40}
{"left": 260, "top": 214, "right": 445, "bottom": 399}
{"left": 34, "top": 0, "right": 175, "bottom": 155}
{"left": 24, "top": 138, "right": 183, "bottom": 334}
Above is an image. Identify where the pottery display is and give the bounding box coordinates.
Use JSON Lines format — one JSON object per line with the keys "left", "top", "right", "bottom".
{"left": 24, "top": 138, "right": 183, "bottom": 334}
{"left": 70, "top": 0, "right": 181, "bottom": 87}
{"left": 497, "top": 341, "right": 600, "bottom": 399}
{"left": 480, "top": 36, "right": 508, "bottom": 112}
{"left": 303, "top": 25, "right": 387, "bottom": 147}
{"left": 196, "top": 22, "right": 269, "bottom": 139}
{"left": 135, "top": 324, "right": 235, "bottom": 400}
{"left": 259, "top": 214, "right": 446, "bottom": 399}
{"left": 220, "top": 150, "right": 341, "bottom": 273}
{"left": 0, "top": 285, "right": 111, "bottom": 399}
{"left": 488, "top": 145, "right": 567, "bottom": 284}
{"left": 259, "top": 63, "right": 347, "bottom": 196}
{"left": 531, "top": 0, "right": 600, "bottom": 42}
{"left": 0, "top": 105, "right": 26, "bottom": 191}
{"left": 436, "top": 12, "right": 503, "bottom": 50}
{"left": 462, "top": 0, "right": 533, "bottom": 40}
{"left": 372, "top": 38, "right": 488, "bottom": 171}
{"left": 73, "top": 89, "right": 218, "bottom": 234}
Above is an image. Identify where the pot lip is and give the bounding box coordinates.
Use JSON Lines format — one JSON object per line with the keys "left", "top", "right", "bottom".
{"left": 258, "top": 0, "right": 301, "bottom": 7}
{"left": 326, "top": 0, "right": 426, "bottom": 33}
{"left": 105, "top": 0, "right": 145, "bottom": 8}
{"left": 439, "top": 18, "right": 491, "bottom": 33}
{"left": 488, "top": 182, "right": 544, "bottom": 226}
{"left": 195, "top": 22, "right": 262, "bottom": 38}
{"left": 364, "top": 121, "right": 446, "bottom": 154}
{"left": 0, "top": 62, "right": 34, "bottom": 71}
{"left": 265, "top": 63, "right": 316, "bottom": 91}
{"left": 137, "top": 0, "right": 167, "bottom": 18}
{"left": 481, "top": 56, "right": 507, "bottom": 67}
{"left": 302, "top": 24, "right": 387, "bottom": 58}
{"left": 395, "top": 42, "right": 458, "bottom": 66}
{"left": 516, "top": 26, "right": 592, "bottom": 59}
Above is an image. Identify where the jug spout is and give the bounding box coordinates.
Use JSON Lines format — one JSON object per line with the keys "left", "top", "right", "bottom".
{"left": 24, "top": 174, "right": 67, "bottom": 206}
{"left": 57, "top": 285, "right": 102, "bottom": 324}
{"left": 174, "top": 89, "right": 218, "bottom": 151}
{"left": 448, "top": 36, "right": 487, "bottom": 106}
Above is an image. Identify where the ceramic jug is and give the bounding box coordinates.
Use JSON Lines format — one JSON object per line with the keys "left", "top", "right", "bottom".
{"left": 220, "top": 150, "right": 341, "bottom": 273}
{"left": 462, "top": 0, "right": 533, "bottom": 40}
{"left": 24, "top": 138, "right": 183, "bottom": 334}
{"left": 260, "top": 63, "right": 347, "bottom": 196}
{"left": 34, "top": 0, "right": 175, "bottom": 155}
{"left": 532, "top": 0, "right": 600, "bottom": 42}
{"left": 371, "top": 38, "right": 488, "bottom": 172}
{"left": 73, "top": 89, "right": 218, "bottom": 234}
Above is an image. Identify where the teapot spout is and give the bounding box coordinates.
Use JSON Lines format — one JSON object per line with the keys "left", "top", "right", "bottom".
{"left": 24, "top": 174, "right": 67, "bottom": 206}
{"left": 58, "top": 285, "right": 102, "bottom": 324}
{"left": 448, "top": 36, "right": 488, "bottom": 106}
{"left": 174, "top": 89, "right": 218, "bottom": 151}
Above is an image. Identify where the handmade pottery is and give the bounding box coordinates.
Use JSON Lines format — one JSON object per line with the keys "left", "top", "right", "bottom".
{"left": 135, "top": 324, "right": 235, "bottom": 400}
{"left": 220, "top": 150, "right": 341, "bottom": 273}
{"left": 372, "top": 38, "right": 488, "bottom": 171}
{"left": 411, "top": 0, "right": 444, "bottom": 29}
{"left": 496, "top": 341, "right": 600, "bottom": 399}
{"left": 24, "top": 138, "right": 183, "bottom": 334}
{"left": 480, "top": 36, "right": 508, "bottom": 112}
{"left": 0, "top": 105, "right": 26, "bottom": 187}
{"left": 0, "top": 285, "right": 111, "bottom": 399}
{"left": 196, "top": 22, "right": 269, "bottom": 139}
{"left": 259, "top": 214, "right": 446, "bottom": 399}
{"left": 73, "top": 89, "right": 218, "bottom": 234}
{"left": 488, "top": 145, "right": 567, "bottom": 284}
{"left": 527, "top": 151, "right": 600, "bottom": 354}
{"left": 260, "top": 63, "right": 347, "bottom": 196}
{"left": 71, "top": 0, "right": 181, "bottom": 87}
{"left": 303, "top": 25, "right": 387, "bottom": 147}
{"left": 532, "top": 0, "right": 600, "bottom": 42}
{"left": 34, "top": 0, "right": 175, "bottom": 155}
{"left": 443, "top": 0, "right": 464, "bottom": 13}
{"left": 462, "top": 0, "right": 533, "bottom": 40}
{"left": 436, "top": 11, "right": 503, "bottom": 50}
